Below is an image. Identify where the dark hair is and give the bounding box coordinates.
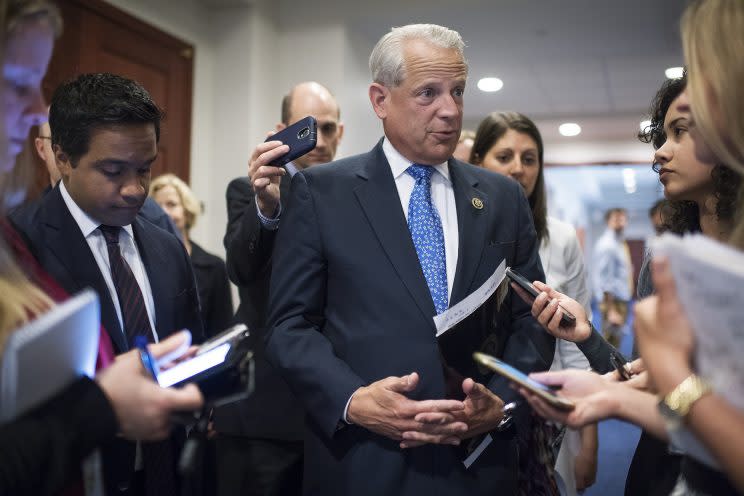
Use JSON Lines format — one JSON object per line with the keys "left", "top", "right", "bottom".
{"left": 648, "top": 199, "right": 666, "bottom": 219}
{"left": 604, "top": 207, "right": 627, "bottom": 223}
{"left": 49, "top": 73, "right": 164, "bottom": 164}
{"left": 470, "top": 111, "right": 548, "bottom": 244}
{"left": 638, "top": 72, "right": 740, "bottom": 234}
{"left": 639, "top": 73, "right": 687, "bottom": 160}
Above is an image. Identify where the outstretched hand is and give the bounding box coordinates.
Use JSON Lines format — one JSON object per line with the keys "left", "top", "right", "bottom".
{"left": 96, "top": 331, "right": 204, "bottom": 441}
{"left": 517, "top": 369, "right": 617, "bottom": 429}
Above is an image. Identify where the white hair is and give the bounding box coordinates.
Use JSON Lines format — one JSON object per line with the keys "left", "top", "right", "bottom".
{"left": 369, "top": 24, "right": 467, "bottom": 87}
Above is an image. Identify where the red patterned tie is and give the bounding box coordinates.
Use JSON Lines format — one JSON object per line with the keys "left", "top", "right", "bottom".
{"left": 99, "top": 225, "right": 154, "bottom": 347}
{"left": 100, "top": 225, "right": 177, "bottom": 496}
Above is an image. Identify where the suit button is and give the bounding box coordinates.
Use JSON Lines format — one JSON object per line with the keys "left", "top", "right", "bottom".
{"left": 248, "top": 242, "right": 255, "bottom": 251}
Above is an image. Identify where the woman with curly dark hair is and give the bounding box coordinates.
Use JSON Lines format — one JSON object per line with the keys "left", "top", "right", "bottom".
{"left": 638, "top": 74, "right": 739, "bottom": 243}
{"left": 626, "top": 73, "right": 740, "bottom": 496}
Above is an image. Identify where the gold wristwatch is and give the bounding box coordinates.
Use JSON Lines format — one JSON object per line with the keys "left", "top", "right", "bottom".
{"left": 658, "top": 374, "right": 712, "bottom": 429}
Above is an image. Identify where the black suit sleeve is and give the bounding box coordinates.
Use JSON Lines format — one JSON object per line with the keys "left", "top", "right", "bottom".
{"left": 487, "top": 186, "right": 555, "bottom": 408}
{"left": 265, "top": 172, "right": 366, "bottom": 439}
{"left": 0, "top": 377, "right": 118, "bottom": 496}
{"left": 223, "top": 177, "right": 278, "bottom": 286}
{"left": 203, "top": 256, "right": 234, "bottom": 336}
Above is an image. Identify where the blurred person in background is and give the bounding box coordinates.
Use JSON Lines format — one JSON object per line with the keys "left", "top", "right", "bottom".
{"left": 453, "top": 128, "right": 474, "bottom": 162}
{"left": 151, "top": 172, "right": 233, "bottom": 337}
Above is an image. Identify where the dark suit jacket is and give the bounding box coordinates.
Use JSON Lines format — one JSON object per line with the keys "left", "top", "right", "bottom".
{"left": 9, "top": 186, "right": 204, "bottom": 494}
{"left": 265, "top": 142, "right": 555, "bottom": 496}
{"left": 217, "top": 176, "right": 304, "bottom": 440}
{"left": 190, "top": 240, "right": 233, "bottom": 339}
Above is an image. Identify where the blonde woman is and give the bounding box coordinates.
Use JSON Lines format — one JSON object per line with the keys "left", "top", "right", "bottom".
{"left": 150, "top": 173, "right": 233, "bottom": 336}
{"left": 634, "top": 0, "right": 744, "bottom": 493}
{"left": 0, "top": 2, "right": 202, "bottom": 494}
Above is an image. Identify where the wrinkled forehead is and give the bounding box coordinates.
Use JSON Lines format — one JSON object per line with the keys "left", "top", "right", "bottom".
{"left": 400, "top": 39, "right": 468, "bottom": 84}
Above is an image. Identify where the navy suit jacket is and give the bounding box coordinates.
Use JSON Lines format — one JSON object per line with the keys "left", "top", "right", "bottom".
{"left": 265, "top": 141, "right": 555, "bottom": 496}
{"left": 217, "top": 176, "right": 304, "bottom": 439}
{"left": 9, "top": 185, "right": 204, "bottom": 493}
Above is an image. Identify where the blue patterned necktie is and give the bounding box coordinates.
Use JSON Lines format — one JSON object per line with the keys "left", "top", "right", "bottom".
{"left": 406, "top": 164, "right": 448, "bottom": 314}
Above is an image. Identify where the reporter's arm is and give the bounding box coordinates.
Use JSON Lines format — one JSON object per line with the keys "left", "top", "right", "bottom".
{"left": 0, "top": 377, "right": 118, "bottom": 495}
{"left": 685, "top": 393, "right": 744, "bottom": 493}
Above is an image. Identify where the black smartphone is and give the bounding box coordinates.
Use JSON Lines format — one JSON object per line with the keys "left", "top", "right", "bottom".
{"left": 265, "top": 116, "right": 317, "bottom": 167}
{"left": 609, "top": 349, "right": 632, "bottom": 381}
{"left": 473, "top": 352, "right": 575, "bottom": 411}
{"left": 505, "top": 267, "right": 577, "bottom": 327}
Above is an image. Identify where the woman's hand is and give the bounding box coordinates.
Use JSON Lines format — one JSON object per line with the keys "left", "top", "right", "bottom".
{"left": 512, "top": 280, "right": 592, "bottom": 342}
{"left": 634, "top": 257, "right": 695, "bottom": 396}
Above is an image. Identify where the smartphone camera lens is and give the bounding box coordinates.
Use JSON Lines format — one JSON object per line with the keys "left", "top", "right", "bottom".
{"left": 298, "top": 127, "right": 310, "bottom": 140}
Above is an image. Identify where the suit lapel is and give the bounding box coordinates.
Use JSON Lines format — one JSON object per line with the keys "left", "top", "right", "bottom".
{"left": 450, "top": 161, "right": 489, "bottom": 305}
{"left": 42, "top": 188, "right": 129, "bottom": 353}
{"left": 132, "top": 217, "right": 167, "bottom": 337}
{"left": 353, "top": 143, "right": 437, "bottom": 324}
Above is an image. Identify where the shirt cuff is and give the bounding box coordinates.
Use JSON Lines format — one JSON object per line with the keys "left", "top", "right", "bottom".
{"left": 342, "top": 390, "right": 356, "bottom": 424}
{"left": 255, "top": 197, "right": 281, "bottom": 230}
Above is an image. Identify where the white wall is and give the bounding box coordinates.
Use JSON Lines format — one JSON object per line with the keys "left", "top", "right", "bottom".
{"left": 102, "top": 0, "right": 654, "bottom": 259}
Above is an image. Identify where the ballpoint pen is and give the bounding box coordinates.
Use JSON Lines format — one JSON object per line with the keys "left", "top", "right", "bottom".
{"left": 134, "top": 335, "right": 159, "bottom": 381}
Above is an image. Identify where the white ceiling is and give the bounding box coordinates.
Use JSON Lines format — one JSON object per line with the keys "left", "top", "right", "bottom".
{"left": 274, "top": 0, "right": 687, "bottom": 148}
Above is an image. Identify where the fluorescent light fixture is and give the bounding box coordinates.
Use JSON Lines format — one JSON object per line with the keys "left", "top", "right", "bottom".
{"left": 559, "top": 123, "right": 581, "bottom": 137}
{"left": 623, "top": 167, "right": 637, "bottom": 194}
{"left": 640, "top": 119, "right": 652, "bottom": 131}
{"left": 665, "top": 66, "right": 684, "bottom": 79}
{"left": 477, "top": 77, "right": 503, "bottom": 92}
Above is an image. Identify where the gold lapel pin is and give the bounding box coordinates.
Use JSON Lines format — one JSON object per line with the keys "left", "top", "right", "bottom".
{"left": 472, "top": 197, "right": 484, "bottom": 210}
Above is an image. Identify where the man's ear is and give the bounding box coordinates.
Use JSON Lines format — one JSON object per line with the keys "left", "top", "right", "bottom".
{"left": 369, "top": 83, "right": 389, "bottom": 119}
{"left": 34, "top": 137, "right": 46, "bottom": 161}
{"left": 336, "top": 122, "right": 345, "bottom": 143}
{"left": 54, "top": 144, "right": 73, "bottom": 178}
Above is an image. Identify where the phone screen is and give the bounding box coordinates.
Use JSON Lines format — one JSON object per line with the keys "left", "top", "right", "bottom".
{"left": 158, "top": 343, "right": 231, "bottom": 388}
{"left": 473, "top": 352, "right": 575, "bottom": 410}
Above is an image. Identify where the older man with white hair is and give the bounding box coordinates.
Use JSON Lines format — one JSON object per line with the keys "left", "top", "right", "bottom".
{"left": 265, "top": 24, "right": 554, "bottom": 495}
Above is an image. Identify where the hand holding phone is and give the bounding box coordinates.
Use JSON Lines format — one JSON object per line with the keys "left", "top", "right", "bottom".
{"left": 473, "top": 352, "right": 575, "bottom": 411}
{"left": 264, "top": 116, "right": 317, "bottom": 167}
{"left": 505, "top": 267, "right": 576, "bottom": 327}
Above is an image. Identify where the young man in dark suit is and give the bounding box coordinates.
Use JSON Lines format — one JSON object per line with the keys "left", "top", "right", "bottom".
{"left": 218, "top": 81, "right": 343, "bottom": 495}
{"left": 11, "top": 73, "right": 204, "bottom": 496}
{"left": 265, "top": 24, "right": 555, "bottom": 495}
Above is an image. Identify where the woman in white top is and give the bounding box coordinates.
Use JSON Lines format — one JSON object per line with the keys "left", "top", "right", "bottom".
{"left": 470, "top": 112, "right": 595, "bottom": 495}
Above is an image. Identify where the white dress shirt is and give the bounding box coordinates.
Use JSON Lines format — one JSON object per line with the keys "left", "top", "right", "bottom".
{"left": 59, "top": 181, "right": 158, "bottom": 342}
{"left": 382, "top": 137, "right": 459, "bottom": 301}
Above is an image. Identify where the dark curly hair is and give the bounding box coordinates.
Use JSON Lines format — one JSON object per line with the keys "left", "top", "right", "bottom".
{"left": 49, "top": 73, "right": 164, "bottom": 165}
{"left": 638, "top": 72, "right": 740, "bottom": 234}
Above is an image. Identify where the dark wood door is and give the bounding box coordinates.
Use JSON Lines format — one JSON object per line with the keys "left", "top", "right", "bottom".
{"left": 30, "top": 0, "right": 194, "bottom": 200}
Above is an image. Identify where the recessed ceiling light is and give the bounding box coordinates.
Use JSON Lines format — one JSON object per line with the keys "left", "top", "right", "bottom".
{"left": 559, "top": 123, "right": 581, "bottom": 137}
{"left": 640, "top": 119, "right": 652, "bottom": 131}
{"left": 623, "top": 167, "right": 637, "bottom": 194}
{"left": 477, "top": 77, "right": 503, "bottom": 92}
{"left": 665, "top": 66, "right": 684, "bottom": 79}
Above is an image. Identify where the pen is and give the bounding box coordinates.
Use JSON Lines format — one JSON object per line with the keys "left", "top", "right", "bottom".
{"left": 134, "top": 335, "right": 159, "bottom": 381}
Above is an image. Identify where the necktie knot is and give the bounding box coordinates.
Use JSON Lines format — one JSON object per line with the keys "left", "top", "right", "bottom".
{"left": 406, "top": 164, "right": 434, "bottom": 183}
{"left": 99, "top": 225, "right": 121, "bottom": 245}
